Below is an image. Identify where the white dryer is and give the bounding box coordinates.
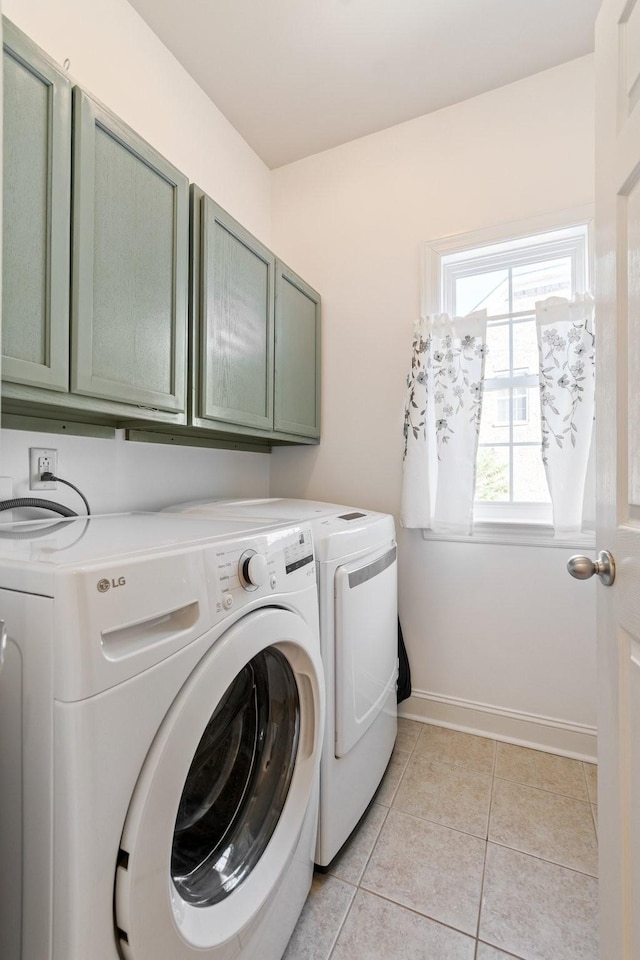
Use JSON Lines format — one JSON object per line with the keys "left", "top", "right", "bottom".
{"left": 164, "top": 499, "right": 398, "bottom": 867}
{"left": 0, "top": 512, "right": 324, "bottom": 960}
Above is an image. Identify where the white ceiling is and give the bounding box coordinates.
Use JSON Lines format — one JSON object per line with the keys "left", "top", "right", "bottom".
{"left": 128, "top": 0, "right": 601, "bottom": 169}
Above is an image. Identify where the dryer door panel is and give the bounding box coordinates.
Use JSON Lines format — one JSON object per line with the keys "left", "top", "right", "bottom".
{"left": 114, "top": 607, "right": 323, "bottom": 960}
{"left": 334, "top": 544, "right": 397, "bottom": 759}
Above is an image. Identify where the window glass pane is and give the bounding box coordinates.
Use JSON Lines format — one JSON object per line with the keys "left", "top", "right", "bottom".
{"left": 512, "top": 257, "right": 572, "bottom": 312}
{"left": 497, "top": 391, "right": 511, "bottom": 423}
{"left": 512, "top": 319, "right": 538, "bottom": 376}
{"left": 479, "top": 391, "right": 509, "bottom": 443}
{"left": 455, "top": 270, "right": 509, "bottom": 317}
{"left": 476, "top": 446, "right": 509, "bottom": 501}
{"left": 513, "top": 387, "right": 542, "bottom": 443}
{"left": 485, "top": 323, "right": 510, "bottom": 379}
{"left": 512, "top": 388, "right": 528, "bottom": 422}
{"left": 481, "top": 387, "right": 541, "bottom": 444}
{"left": 512, "top": 445, "right": 550, "bottom": 502}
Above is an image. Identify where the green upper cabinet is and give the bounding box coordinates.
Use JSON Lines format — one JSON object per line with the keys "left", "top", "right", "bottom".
{"left": 190, "top": 187, "right": 321, "bottom": 444}
{"left": 71, "top": 89, "right": 188, "bottom": 414}
{"left": 2, "top": 18, "right": 189, "bottom": 426}
{"left": 2, "top": 20, "right": 71, "bottom": 391}
{"left": 274, "top": 262, "right": 321, "bottom": 438}
{"left": 2, "top": 20, "right": 319, "bottom": 447}
{"left": 195, "top": 191, "right": 274, "bottom": 430}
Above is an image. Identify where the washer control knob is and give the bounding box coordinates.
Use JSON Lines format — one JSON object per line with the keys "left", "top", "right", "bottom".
{"left": 223, "top": 594, "right": 233, "bottom": 609}
{"left": 270, "top": 574, "right": 277, "bottom": 590}
{"left": 239, "top": 551, "right": 269, "bottom": 589}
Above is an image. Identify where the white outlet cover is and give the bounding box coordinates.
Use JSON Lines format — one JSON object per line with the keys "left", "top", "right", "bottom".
{"left": 29, "top": 447, "right": 58, "bottom": 491}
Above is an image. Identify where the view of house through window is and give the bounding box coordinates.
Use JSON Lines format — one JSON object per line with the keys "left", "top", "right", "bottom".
{"left": 438, "top": 222, "right": 590, "bottom": 522}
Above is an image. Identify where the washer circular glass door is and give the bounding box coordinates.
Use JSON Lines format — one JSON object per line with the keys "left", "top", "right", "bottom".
{"left": 114, "top": 608, "right": 323, "bottom": 960}
{"left": 171, "top": 646, "right": 299, "bottom": 907}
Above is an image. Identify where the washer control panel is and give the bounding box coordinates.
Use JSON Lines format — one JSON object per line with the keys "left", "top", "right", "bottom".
{"left": 207, "top": 523, "right": 315, "bottom": 615}
{"left": 283, "top": 527, "right": 314, "bottom": 574}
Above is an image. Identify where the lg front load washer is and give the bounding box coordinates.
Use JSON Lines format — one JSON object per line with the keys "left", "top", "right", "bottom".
{"left": 164, "top": 498, "right": 398, "bottom": 867}
{"left": 0, "top": 512, "right": 324, "bottom": 960}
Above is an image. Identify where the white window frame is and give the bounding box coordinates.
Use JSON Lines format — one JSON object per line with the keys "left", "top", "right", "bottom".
{"left": 420, "top": 206, "right": 595, "bottom": 547}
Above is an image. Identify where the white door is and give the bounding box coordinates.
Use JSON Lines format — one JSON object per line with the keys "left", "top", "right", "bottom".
{"left": 595, "top": 3, "right": 640, "bottom": 956}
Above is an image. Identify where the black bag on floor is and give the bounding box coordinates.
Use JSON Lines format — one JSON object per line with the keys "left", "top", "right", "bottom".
{"left": 397, "top": 618, "right": 412, "bottom": 703}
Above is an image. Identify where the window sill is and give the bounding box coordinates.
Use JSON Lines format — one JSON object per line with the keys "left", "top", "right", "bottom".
{"left": 421, "top": 521, "right": 596, "bottom": 550}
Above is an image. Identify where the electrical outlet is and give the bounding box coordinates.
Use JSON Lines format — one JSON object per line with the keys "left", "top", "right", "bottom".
{"left": 29, "top": 448, "right": 58, "bottom": 490}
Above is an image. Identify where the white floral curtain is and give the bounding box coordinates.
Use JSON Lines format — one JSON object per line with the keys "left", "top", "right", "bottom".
{"left": 401, "top": 311, "right": 488, "bottom": 534}
{"left": 536, "top": 294, "right": 595, "bottom": 536}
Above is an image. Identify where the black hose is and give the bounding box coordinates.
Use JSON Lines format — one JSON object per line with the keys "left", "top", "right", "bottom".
{"left": 0, "top": 498, "right": 78, "bottom": 518}
{"left": 42, "top": 474, "right": 91, "bottom": 515}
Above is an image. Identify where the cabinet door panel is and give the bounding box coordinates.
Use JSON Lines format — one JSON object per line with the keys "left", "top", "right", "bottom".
{"left": 274, "top": 264, "right": 321, "bottom": 438}
{"left": 2, "top": 20, "right": 70, "bottom": 390}
{"left": 72, "top": 89, "right": 188, "bottom": 413}
{"left": 200, "top": 197, "right": 274, "bottom": 429}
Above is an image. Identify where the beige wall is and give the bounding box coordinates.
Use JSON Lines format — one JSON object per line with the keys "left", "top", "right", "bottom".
{"left": 270, "top": 57, "right": 598, "bottom": 757}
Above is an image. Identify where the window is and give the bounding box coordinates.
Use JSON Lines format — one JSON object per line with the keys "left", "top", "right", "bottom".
{"left": 423, "top": 210, "right": 592, "bottom": 525}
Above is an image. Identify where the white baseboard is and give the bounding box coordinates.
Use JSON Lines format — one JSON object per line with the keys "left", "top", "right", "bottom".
{"left": 399, "top": 689, "right": 597, "bottom": 763}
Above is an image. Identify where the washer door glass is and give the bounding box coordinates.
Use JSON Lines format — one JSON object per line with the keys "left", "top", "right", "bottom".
{"left": 171, "top": 646, "right": 300, "bottom": 907}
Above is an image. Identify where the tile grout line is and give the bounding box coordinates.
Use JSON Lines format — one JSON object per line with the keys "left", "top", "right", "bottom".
{"left": 386, "top": 796, "right": 496, "bottom": 844}
{"left": 486, "top": 838, "right": 599, "bottom": 879}
{"left": 477, "top": 743, "right": 535, "bottom": 960}
{"left": 408, "top": 726, "right": 421, "bottom": 759}
{"left": 492, "top": 773, "right": 595, "bottom": 804}
{"left": 345, "top": 886, "right": 480, "bottom": 943}
{"left": 359, "top": 793, "right": 393, "bottom": 875}
{"left": 581, "top": 758, "right": 599, "bottom": 836}
{"left": 580, "top": 758, "right": 590, "bottom": 798}
{"left": 476, "top": 939, "right": 527, "bottom": 960}
{"left": 327, "top": 802, "right": 390, "bottom": 887}
{"left": 354, "top": 802, "right": 391, "bottom": 885}
{"left": 473, "top": 750, "right": 497, "bottom": 947}
{"left": 493, "top": 773, "right": 590, "bottom": 803}
{"left": 324, "top": 879, "right": 358, "bottom": 960}
{"left": 388, "top": 807, "right": 492, "bottom": 843}
{"left": 385, "top": 750, "right": 412, "bottom": 807}
{"left": 404, "top": 750, "right": 499, "bottom": 782}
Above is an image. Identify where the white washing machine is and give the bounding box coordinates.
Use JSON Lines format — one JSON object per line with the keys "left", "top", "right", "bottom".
{"left": 164, "top": 499, "right": 398, "bottom": 867}
{"left": 0, "top": 511, "right": 324, "bottom": 960}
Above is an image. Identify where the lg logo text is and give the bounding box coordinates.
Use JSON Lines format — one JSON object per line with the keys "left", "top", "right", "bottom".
{"left": 97, "top": 576, "right": 127, "bottom": 593}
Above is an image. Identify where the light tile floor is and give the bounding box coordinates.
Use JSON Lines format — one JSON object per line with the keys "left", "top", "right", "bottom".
{"left": 284, "top": 720, "right": 598, "bottom": 960}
